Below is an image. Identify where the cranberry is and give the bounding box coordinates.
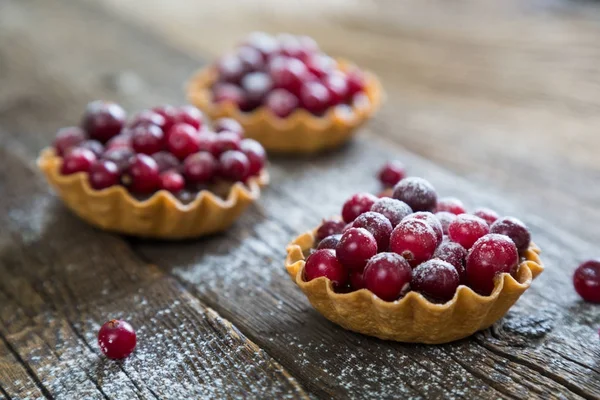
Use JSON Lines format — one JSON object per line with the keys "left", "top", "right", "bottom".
{"left": 151, "top": 151, "right": 180, "bottom": 173}
{"left": 198, "top": 131, "right": 218, "bottom": 154}
{"left": 237, "top": 46, "right": 264, "bottom": 72}
{"left": 448, "top": 214, "right": 490, "bottom": 250}
{"left": 304, "top": 249, "right": 347, "bottom": 287}
{"left": 435, "top": 211, "right": 456, "bottom": 235}
{"left": 174, "top": 105, "right": 203, "bottom": 131}
{"left": 167, "top": 123, "right": 200, "bottom": 160}
{"left": 213, "top": 83, "right": 247, "bottom": 108}
{"left": 82, "top": 101, "right": 126, "bottom": 143}
{"left": 300, "top": 81, "right": 331, "bottom": 114}
{"left": 404, "top": 212, "right": 443, "bottom": 245}
{"left": 124, "top": 154, "right": 160, "bottom": 194}
{"left": 88, "top": 160, "right": 120, "bottom": 190}
{"left": 323, "top": 72, "right": 348, "bottom": 106}
{"left": 349, "top": 270, "right": 366, "bottom": 290}
{"left": 363, "top": 252, "right": 412, "bottom": 301}
{"left": 131, "top": 124, "right": 164, "bottom": 155}
{"left": 336, "top": 227, "right": 378, "bottom": 270}
{"left": 98, "top": 319, "right": 136, "bottom": 359}
{"left": 241, "top": 72, "right": 273, "bottom": 109}
{"left": 213, "top": 132, "right": 242, "bottom": 155}
{"left": 183, "top": 152, "right": 217, "bottom": 183}
{"left": 370, "top": 198, "right": 413, "bottom": 227}
{"left": 389, "top": 218, "right": 438, "bottom": 267}
{"left": 239, "top": 139, "right": 266, "bottom": 176}
{"left": 60, "top": 148, "right": 97, "bottom": 175}
{"left": 305, "top": 54, "right": 335, "bottom": 79}
{"left": 352, "top": 212, "right": 393, "bottom": 252}
{"left": 346, "top": 68, "right": 366, "bottom": 98}
{"left": 102, "top": 148, "right": 134, "bottom": 172}
{"left": 54, "top": 127, "right": 86, "bottom": 156}
{"left": 277, "top": 34, "right": 310, "bottom": 60}
{"left": 433, "top": 240, "right": 467, "bottom": 283}
{"left": 316, "top": 219, "right": 346, "bottom": 242}
{"left": 392, "top": 177, "right": 437, "bottom": 212}
{"left": 490, "top": 217, "right": 531, "bottom": 253}
{"left": 473, "top": 207, "right": 500, "bottom": 226}
{"left": 152, "top": 104, "right": 177, "bottom": 133}
{"left": 128, "top": 110, "right": 167, "bottom": 132}
{"left": 378, "top": 161, "right": 406, "bottom": 188}
{"left": 214, "top": 118, "right": 244, "bottom": 136}
{"left": 466, "top": 234, "right": 519, "bottom": 296}
{"left": 106, "top": 133, "right": 132, "bottom": 150}
{"left": 160, "top": 170, "right": 185, "bottom": 193}
{"left": 270, "top": 57, "right": 308, "bottom": 95}
{"left": 219, "top": 150, "right": 250, "bottom": 181}
{"left": 436, "top": 197, "right": 466, "bottom": 215}
{"left": 216, "top": 53, "right": 246, "bottom": 83}
{"left": 317, "top": 234, "right": 342, "bottom": 250}
{"left": 244, "top": 32, "right": 279, "bottom": 60}
{"left": 298, "top": 35, "right": 319, "bottom": 55}
{"left": 341, "top": 193, "right": 378, "bottom": 223}
{"left": 78, "top": 140, "right": 104, "bottom": 157}
{"left": 573, "top": 260, "right": 600, "bottom": 303}
{"left": 412, "top": 259, "right": 459, "bottom": 303}
{"left": 264, "top": 89, "right": 299, "bottom": 118}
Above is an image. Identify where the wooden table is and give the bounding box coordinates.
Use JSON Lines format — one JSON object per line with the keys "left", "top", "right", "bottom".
{"left": 1, "top": 0, "right": 599, "bottom": 398}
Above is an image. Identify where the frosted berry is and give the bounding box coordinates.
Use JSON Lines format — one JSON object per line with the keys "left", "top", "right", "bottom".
{"left": 346, "top": 68, "right": 366, "bottom": 97}
{"left": 436, "top": 197, "right": 466, "bottom": 215}
{"left": 466, "top": 234, "right": 519, "bottom": 296}
{"left": 341, "top": 192, "right": 378, "bottom": 223}
{"left": 241, "top": 72, "right": 273, "bottom": 109}
{"left": 236, "top": 46, "right": 264, "bottom": 72}
{"left": 473, "top": 207, "right": 500, "bottom": 226}
{"left": 412, "top": 259, "right": 459, "bottom": 303}
{"left": 129, "top": 110, "right": 167, "bottom": 132}
{"left": 352, "top": 212, "right": 393, "bottom": 252}
{"left": 98, "top": 319, "right": 136, "bottom": 359}
{"left": 448, "top": 214, "right": 490, "bottom": 250}
{"left": 433, "top": 240, "right": 467, "bottom": 283}
{"left": 304, "top": 249, "right": 348, "bottom": 287}
{"left": 270, "top": 57, "right": 308, "bottom": 95}
{"left": 239, "top": 139, "right": 266, "bottom": 177}
{"left": 124, "top": 154, "right": 160, "bottom": 194}
{"left": 102, "top": 148, "right": 134, "bottom": 172}
{"left": 370, "top": 198, "right": 413, "bottom": 227}
{"left": 317, "top": 234, "right": 342, "bottom": 250}
{"left": 265, "top": 89, "right": 299, "bottom": 118}
{"left": 389, "top": 218, "right": 438, "bottom": 267}
{"left": 404, "top": 212, "right": 443, "bottom": 245}
{"left": 213, "top": 83, "right": 246, "bottom": 108}
{"left": 131, "top": 124, "right": 164, "bottom": 155}
{"left": 378, "top": 161, "right": 406, "bottom": 187}
{"left": 78, "top": 140, "right": 104, "bottom": 157}
{"left": 151, "top": 151, "right": 180, "bottom": 173}
{"left": 219, "top": 150, "right": 250, "bottom": 181}
{"left": 214, "top": 118, "right": 243, "bottom": 136}
{"left": 336, "top": 228, "right": 378, "bottom": 270}
{"left": 152, "top": 104, "right": 177, "bottom": 133}
{"left": 392, "top": 177, "right": 437, "bottom": 212}
{"left": 82, "top": 101, "right": 126, "bottom": 143}
{"left": 106, "top": 133, "right": 132, "bottom": 151}
{"left": 244, "top": 32, "right": 279, "bottom": 60}
{"left": 216, "top": 53, "right": 245, "bottom": 83}
{"left": 60, "top": 148, "right": 97, "bottom": 175}
{"left": 167, "top": 123, "right": 200, "bottom": 160}
{"left": 490, "top": 217, "right": 531, "bottom": 253}
{"left": 160, "top": 170, "right": 185, "bottom": 193}
{"left": 323, "top": 71, "right": 349, "bottom": 105}
{"left": 305, "top": 53, "right": 335, "bottom": 79}
{"left": 363, "top": 252, "right": 412, "bottom": 301}
{"left": 213, "top": 132, "right": 242, "bottom": 155}
{"left": 54, "top": 127, "right": 86, "bottom": 156}
{"left": 300, "top": 81, "right": 331, "bottom": 114}
{"left": 573, "top": 260, "right": 600, "bottom": 303}
{"left": 316, "top": 219, "right": 345, "bottom": 242}
{"left": 174, "top": 105, "right": 203, "bottom": 131}
{"left": 435, "top": 211, "right": 456, "bottom": 235}
{"left": 88, "top": 160, "right": 120, "bottom": 190}
{"left": 183, "top": 152, "right": 217, "bottom": 183}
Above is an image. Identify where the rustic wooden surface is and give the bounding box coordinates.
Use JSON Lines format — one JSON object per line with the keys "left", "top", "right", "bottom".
{"left": 1, "top": 0, "right": 599, "bottom": 398}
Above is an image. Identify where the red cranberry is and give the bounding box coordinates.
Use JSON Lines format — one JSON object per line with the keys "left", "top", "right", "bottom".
{"left": 349, "top": 270, "right": 366, "bottom": 290}
{"left": 151, "top": 151, "right": 180, "bottom": 173}
{"left": 131, "top": 124, "right": 164, "bottom": 155}
{"left": 129, "top": 110, "right": 167, "bottom": 132}
{"left": 98, "top": 319, "right": 136, "bottom": 359}
{"left": 466, "top": 234, "right": 519, "bottom": 296}
{"left": 167, "top": 123, "right": 200, "bottom": 160}
{"left": 436, "top": 197, "right": 466, "bottom": 215}
{"left": 82, "top": 101, "right": 126, "bottom": 143}
{"left": 241, "top": 72, "right": 273, "bottom": 109}
{"left": 573, "top": 260, "right": 600, "bottom": 303}
{"left": 213, "top": 83, "right": 247, "bottom": 108}
{"left": 54, "top": 127, "right": 86, "bottom": 156}
{"left": 198, "top": 131, "right": 218, "bottom": 154}
{"left": 174, "top": 105, "right": 203, "bottom": 131}
{"left": 323, "top": 72, "right": 349, "bottom": 106}
{"left": 435, "top": 211, "right": 456, "bottom": 235}
{"left": 304, "top": 249, "right": 347, "bottom": 287}
{"left": 412, "top": 259, "right": 459, "bottom": 303}
{"left": 152, "top": 104, "right": 177, "bottom": 133}
{"left": 102, "top": 148, "right": 134, "bottom": 172}
{"left": 214, "top": 118, "right": 244, "bottom": 136}
{"left": 389, "top": 218, "right": 438, "bottom": 267}
{"left": 448, "top": 214, "right": 490, "bottom": 250}
{"left": 490, "top": 217, "right": 531, "bottom": 253}
{"left": 317, "top": 234, "right": 342, "bottom": 250}
{"left": 300, "top": 81, "right": 331, "bottom": 114}
{"left": 216, "top": 53, "right": 246, "bottom": 83}
{"left": 363, "top": 252, "right": 412, "bottom": 301}
{"left": 305, "top": 53, "right": 335, "bottom": 79}
{"left": 125, "top": 154, "right": 160, "bottom": 194}
{"left": 60, "top": 148, "right": 97, "bottom": 175}
{"left": 264, "top": 89, "right": 299, "bottom": 118}
{"left": 346, "top": 68, "right": 366, "bottom": 98}
{"left": 183, "top": 152, "right": 217, "bottom": 183}
{"left": 244, "top": 32, "right": 279, "bottom": 60}
{"left": 352, "top": 212, "right": 393, "bottom": 252}
{"left": 239, "top": 139, "right": 266, "bottom": 177}
{"left": 336, "top": 227, "right": 378, "bottom": 270}
{"left": 277, "top": 34, "right": 310, "bottom": 60}
{"left": 341, "top": 192, "right": 378, "bottom": 223}
{"left": 237, "top": 46, "right": 264, "bottom": 72}
{"left": 392, "top": 177, "right": 437, "bottom": 212}
{"left": 106, "top": 133, "right": 132, "bottom": 150}
{"left": 370, "top": 198, "right": 413, "bottom": 227}
{"left": 473, "top": 207, "right": 500, "bottom": 226}
{"left": 378, "top": 161, "right": 406, "bottom": 187}
{"left": 298, "top": 35, "right": 319, "bottom": 55}
{"left": 316, "top": 219, "right": 346, "bottom": 242}
{"left": 160, "top": 170, "right": 185, "bottom": 193}
{"left": 404, "top": 212, "right": 443, "bottom": 245}
{"left": 270, "top": 57, "right": 308, "bottom": 95}
{"left": 433, "top": 240, "right": 467, "bottom": 283}
{"left": 219, "top": 150, "right": 250, "bottom": 181}
{"left": 213, "top": 132, "right": 242, "bottom": 155}
{"left": 88, "top": 160, "right": 120, "bottom": 190}
{"left": 78, "top": 140, "right": 104, "bottom": 157}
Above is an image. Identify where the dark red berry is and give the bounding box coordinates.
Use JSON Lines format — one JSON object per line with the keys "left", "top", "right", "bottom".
{"left": 378, "top": 161, "right": 406, "bottom": 187}
{"left": 346, "top": 68, "right": 366, "bottom": 98}
{"left": 129, "top": 110, "right": 167, "bottom": 132}
{"left": 239, "top": 139, "right": 266, "bottom": 177}
{"left": 466, "top": 234, "right": 519, "bottom": 296}
{"left": 277, "top": 34, "right": 311, "bottom": 60}
{"left": 151, "top": 151, "right": 180, "bottom": 173}
{"left": 352, "top": 212, "right": 393, "bottom": 252}
{"left": 270, "top": 57, "right": 308, "bottom": 95}
{"left": 60, "top": 148, "right": 97, "bottom": 175}
{"left": 473, "top": 207, "right": 500, "bottom": 226}
{"left": 152, "top": 105, "right": 177, "bottom": 133}
{"left": 300, "top": 81, "right": 331, "bottom": 114}
{"left": 363, "top": 252, "right": 412, "bottom": 301}
{"left": 436, "top": 197, "right": 466, "bottom": 215}
{"left": 304, "top": 249, "right": 347, "bottom": 287}
{"left": 241, "top": 72, "right": 273, "bottom": 109}
{"left": 102, "top": 148, "right": 134, "bottom": 172}
{"left": 125, "top": 154, "right": 160, "bottom": 194}
{"left": 317, "top": 234, "right": 342, "bottom": 250}
{"left": 167, "top": 123, "right": 200, "bottom": 160}
{"left": 341, "top": 192, "right": 378, "bottom": 223}
{"left": 174, "top": 105, "right": 203, "bottom": 131}
{"left": 160, "top": 170, "right": 185, "bottom": 193}
{"left": 78, "top": 140, "right": 104, "bottom": 157}
{"left": 336, "top": 227, "right": 378, "bottom": 270}
{"left": 490, "top": 217, "right": 531, "bottom": 253}
{"left": 370, "top": 198, "right": 413, "bottom": 227}
{"left": 433, "top": 240, "right": 467, "bottom": 283}
{"left": 573, "top": 260, "right": 600, "bottom": 303}
{"left": 316, "top": 219, "right": 346, "bottom": 242}
{"left": 236, "top": 46, "right": 264, "bottom": 72}
{"left": 213, "top": 83, "right": 247, "bottom": 108}
{"left": 198, "top": 131, "right": 218, "bottom": 154}
{"left": 392, "top": 177, "right": 437, "bottom": 212}
{"left": 88, "top": 160, "right": 120, "bottom": 190}
{"left": 82, "top": 101, "right": 126, "bottom": 143}
{"left": 54, "top": 127, "right": 86, "bottom": 156}
{"left": 264, "top": 89, "right": 299, "bottom": 118}
{"left": 305, "top": 53, "right": 335, "bottom": 79}
{"left": 131, "top": 124, "right": 164, "bottom": 155}
{"left": 404, "top": 212, "right": 443, "bottom": 245}
{"left": 323, "top": 72, "right": 348, "bottom": 106}
{"left": 389, "top": 218, "right": 438, "bottom": 267}
{"left": 217, "top": 53, "right": 246, "bottom": 83}
{"left": 213, "top": 132, "right": 242, "bottom": 155}
{"left": 244, "top": 32, "right": 279, "bottom": 60}
{"left": 183, "top": 152, "right": 217, "bottom": 183}
{"left": 98, "top": 319, "right": 136, "bottom": 359}
{"left": 219, "top": 150, "right": 250, "bottom": 181}
{"left": 349, "top": 270, "right": 366, "bottom": 290}
{"left": 106, "top": 133, "right": 132, "bottom": 150}
{"left": 214, "top": 118, "right": 244, "bottom": 136}
{"left": 448, "top": 214, "right": 490, "bottom": 250}
{"left": 412, "top": 259, "right": 459, "bottom": 303}
{"left": 435, "top": 211, "right": 456, "bottom": 235}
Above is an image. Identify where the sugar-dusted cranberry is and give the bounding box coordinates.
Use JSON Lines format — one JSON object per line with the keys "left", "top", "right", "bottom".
{"left": 54, "top": 127, "right": 86, "bottom": 156}
{"left": 131, "top": 124, "right": 164, "bottom": 155}
{"left": 270, "top": 57, "right": 308, "bottom": 95}
{"left": 349, "top": 270, "right": 366, "bottom": 290}
{"left": 88, "top": 160, "right": 120, "bottom": 190}
{"left": 241, "top": 72, "right": 273, "bottom": 109}
{"left": 60, "top": 148, "right": 97, "bottom": 175}
{"left": 490, "top": 217, "right": 531, "bottom": 253}
{"left": 244, "top": 32, "right": 279, "bottom": 60}
{"left": 216, "top": 53, "right": 246, "bottom": 83}
{"left": 352, "top": 212, "right": 393, "bottom": 252}
{"left": 392, "top": 177, "right": 437, "bottom": 212}
{"left": 151, "top": 151, "right": 180, "bottom": 173}
{"left": 82, "top": 101, "right": 126, "bottom": 143}
{"left": 341, "top": 192, "right": 378, "bottom": 223}
{"left": 433, "top": 240, "right": 467, "bottom": 283}
{"left": 363, "top": 252, "right": 412, "bottom": 301}
{"left": 237, "top": 46, "right": 264, "bottom": 72}
{"left": 152, "top": 104, "right": 177, "bottom": 133}
{"left": 346, "top": 68, "right": 366, "bottom": 98}
{"left": 305, "top": 53, "right": 335, "bottom": 79}
{"left": 174, "top": 105, "right": 203, "bottom": 131}
{"left": 412, "top": 259, "right": 459, "bottom": 303}
{"left": 404, "top": 212, "right": 443, "bottom": 245}
{"left": 277, "top": 34, "right": 312, "bottom": 61}
{"left": 78, "top": 140, "right": 104, "bottom": 157}
{"left": 212, "top": 132, "right": 242, "bottom": 156}
{"left": 198, "top": 131, "right": 217, "bottom": 154}
{"left": 264, "top": 88, "right": 299, "bottom": 118}
{"left": 98, "top": 319, "right": 136, "bottom": 359}
{"left": 102, "top": 148, "right": 134, "bottom": 172}
{"left": 300, "top": 81, "right": 331, "bottom": 114}
{"left": 466, "top": 234, "right": 519, "bottom": 296}
{"left": 336, "top": 227, "right": 378, "bottom": 270}
{"left": 435, "top": 211, "right": 456, "bottom": 235}
{"left": 436, "top": 197, "right": 466, "bottom": 215}
{"left": 124, "top": 154, "right": 160, "bottom": 194}
{"left": 370, "top": 198, "right": 413, "bottom": 227}
{"left": 389, "top": 218, "right": 438, "bottom": 267}
{"left": 378, "top": 161, "right": 406, "bottom": 188}
{"left": 106, "top": 133, "right": 132, "bottom": 150}
{"left": 239, "top": 139, "right": 266, "bottom": 177}
{"left": 183, "top": 152, "right": 217, "bottom": 183}
{"left": 213, "top": 83, "right": 247, "bottom": 108}
{"left": 316, "top": 219, "right": 346, "bottom": 242}
{"left": 304, "top": 249, "right": 347, "bottom": 287}
{"left": 298, "top": 35, "right": 319, "bottom": 54}
{"left": 317, "top": 234, "right": 342, "bottom": 250}
{"left": 573, "top": 260, "right": 600, "bottom": 303}
{"left": 129, "top": 110, "right": 167, "bottom": 132}
{"left": 213, "top": 118, "right": 244, "bottom": 136}
{"left": 473, "top": 207, "right": 500, "bottom": 226}
{"left": 160, "top": 170, "right": 185, "bottom": 194}
{"left": 323, "top": 72, "right": 349, "bottom": 106}
{"left": 448, "top": 214, "right": 490, "bottom": 250}
{"left": 219, "top": 150, "right": 250, "bottom": 181}
{"left": 167, "top": 123, "right": 200, "bottom": 160}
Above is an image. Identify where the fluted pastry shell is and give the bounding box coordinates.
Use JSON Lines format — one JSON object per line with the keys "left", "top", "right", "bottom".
{"left": 37, "top": 148, "right": 268, "bottom": 239}
{"left": 186, "top": 60, "right": 383, "bottom": 154}
{"left": 285, "top": 228, "right": 544, "bottom": 344}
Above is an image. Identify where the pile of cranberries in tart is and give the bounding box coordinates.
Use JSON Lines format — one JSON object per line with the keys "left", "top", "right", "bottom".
{"left": 305, "top": 177, "right": 533, "bottom": 303}
{"left": 211, "top": 32, "right": 368, "bottom": 117}
{"left": 52, "top": 101, "right": 266, "bottom": 201}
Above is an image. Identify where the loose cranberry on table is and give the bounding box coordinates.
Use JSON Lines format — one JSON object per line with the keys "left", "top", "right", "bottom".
{"left": 352, "top": 211, "right": 393, "bottom": 252}
{"left": 304, "top": 249, "right": 348, "bottom": 288}
{"left": 370, "top": 197, "right": 413, "bottom": 227}
{"left": 466, "top": 234, "right": 519, "bottom": 296}
{"left": 336, "top": 227, "right": 378, "bottom": 270}
{"left": 389, "top": 218, "right": 438, "bottom": 267}
{"left": 448, "top": 214, "right": 490, "bottom": 250}
{"left": 98, "top": 319, "right": 137, "bottom": 360}
{"left": 573, "top": 260, "right": 600, "bottom": 303}
{"left": 392, "top": 177, "right": 437, "bottom": 212}
{"left": 435, "top": 197, "right": 466, "bottom": 215}
{"left": 82, "top": 101, "right": 126, "bottom": 143}
{"left": 490, "top": 217, "right": 531, "bottom": 253}
{"left": 363, "top": 252, "right": 412, "bottom": 301}
{"left": 378, "top": 161, "right": 406, "bottom": 188}
{"left": 341, "top": 192, "right": 378, "bottom": 223}
{"left": 412, "top": 259, "right": 460, "bottom": 303}
{"left": 473, "top": 207, "right": 500, "bottom": 226}
{"left": 316, "top": 219, "right": 346, "bottom": 242}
